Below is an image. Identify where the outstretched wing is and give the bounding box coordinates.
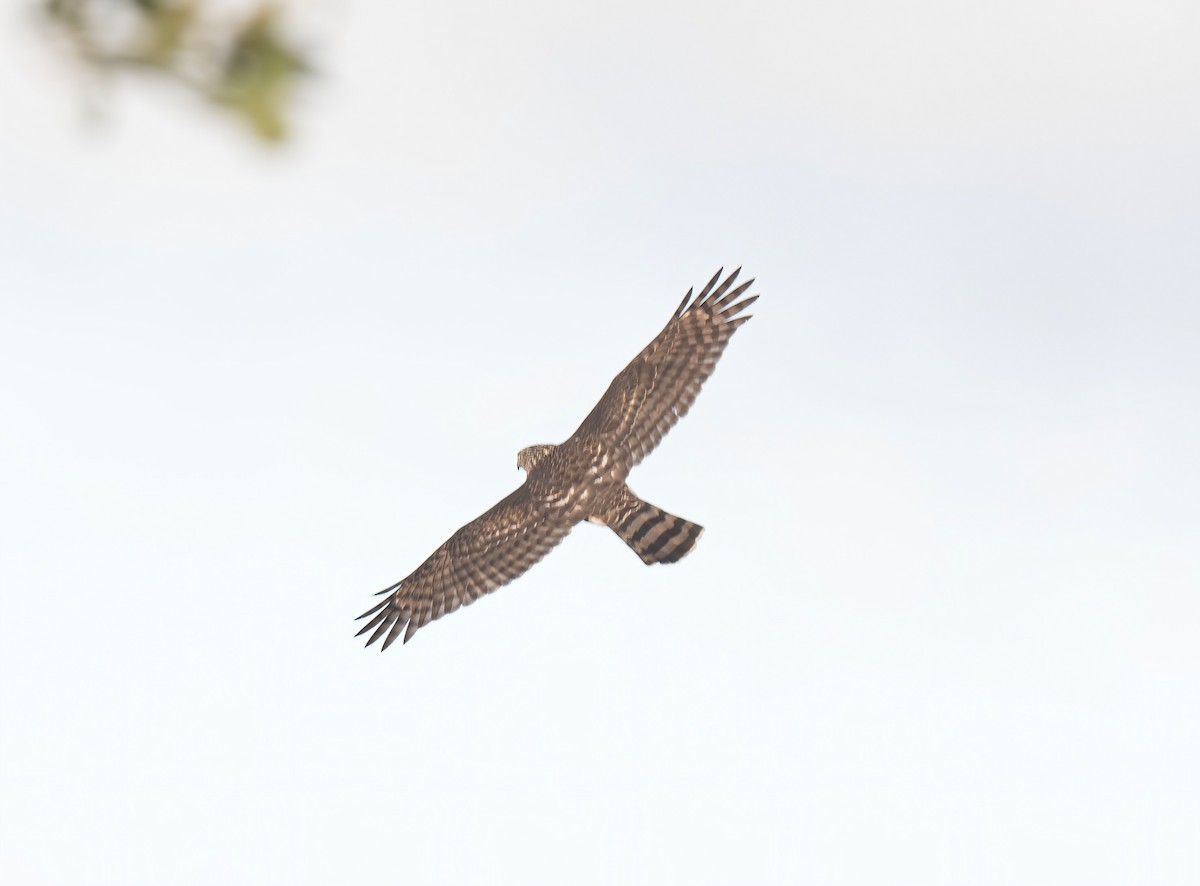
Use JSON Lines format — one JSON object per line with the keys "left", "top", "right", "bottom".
{"left": 356, "top": 486, "right": 573, "bottom": 649}
{"left": 571, "top": 268, "right": 757, "bottom": 465}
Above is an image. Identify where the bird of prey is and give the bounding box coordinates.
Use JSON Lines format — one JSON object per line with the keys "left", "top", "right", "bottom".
{"left": 356, "top": 268, "right": 758, "bottom": 648}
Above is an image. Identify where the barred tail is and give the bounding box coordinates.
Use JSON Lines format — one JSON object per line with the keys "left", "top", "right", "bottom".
{"left": 607, "top": 491, "right": 704, "bottom": 565}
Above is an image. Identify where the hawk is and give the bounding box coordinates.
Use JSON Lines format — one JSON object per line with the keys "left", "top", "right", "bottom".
{"left": 356, "top": 268, "right": 758, "bottom": 648}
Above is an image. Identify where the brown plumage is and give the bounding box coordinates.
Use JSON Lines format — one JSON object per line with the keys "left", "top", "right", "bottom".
{"left": 356, "top": 268, "right": 758, "bottom": 649}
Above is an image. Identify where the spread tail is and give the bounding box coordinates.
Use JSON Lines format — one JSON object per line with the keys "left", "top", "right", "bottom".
{"left": 605, "top": 490, "right": 703, "bottom": 565}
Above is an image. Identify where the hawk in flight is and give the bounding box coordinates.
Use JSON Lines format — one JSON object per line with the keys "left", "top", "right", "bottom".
{"left": 356, "top": 268, "right": 758, "bottom": 649}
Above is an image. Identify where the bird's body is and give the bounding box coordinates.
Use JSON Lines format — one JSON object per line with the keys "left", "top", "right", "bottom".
{"left": 356, "top": 268, "right": 758, "bottom": 649}
{"left": 521, "top": 438, "right": 630, "bottom": 522}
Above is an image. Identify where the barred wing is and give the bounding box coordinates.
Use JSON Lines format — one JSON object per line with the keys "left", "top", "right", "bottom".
{"left": 571, "top": 268, "right": 757, "bottom": 465}
{"left": 356, "top": 486, "right": 573, "bottom": 649}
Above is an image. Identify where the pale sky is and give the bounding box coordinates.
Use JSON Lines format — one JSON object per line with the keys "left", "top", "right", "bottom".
{"left": 2, "top": 1, "right": 1198, "bottom": 884}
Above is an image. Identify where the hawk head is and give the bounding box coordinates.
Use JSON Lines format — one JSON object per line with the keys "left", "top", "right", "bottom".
{"left": 517, "top": 444, "right": 556, "bottom": 473}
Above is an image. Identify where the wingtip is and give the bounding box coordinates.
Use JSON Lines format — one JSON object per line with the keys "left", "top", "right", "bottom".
{"left": 403, "top": 620, "right": 419, "bottom": 644}
{"left": 721, "top": 293, "right": 759, "bottom": 318}
{"left": 697, "top": 268, "right": 723, "bottom": 301}
{"left": 356, "top": 598, "right": 389, "bottom": 621}
{"left": 705, "top": 267, "right": 742, "bottom": 306}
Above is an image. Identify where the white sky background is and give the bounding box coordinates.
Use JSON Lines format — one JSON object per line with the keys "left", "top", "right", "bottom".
{"left": 2, "top": 0, "right": 1198, "bottom": 883}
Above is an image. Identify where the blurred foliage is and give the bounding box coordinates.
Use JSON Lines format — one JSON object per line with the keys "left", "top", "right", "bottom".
{"left": 43, "top": 0, "right": 311, "bottom": 142}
